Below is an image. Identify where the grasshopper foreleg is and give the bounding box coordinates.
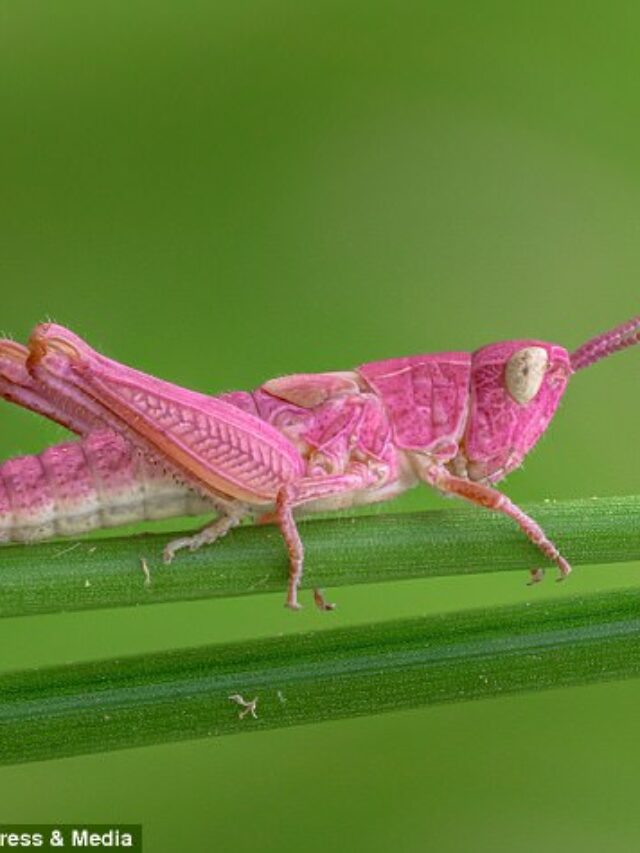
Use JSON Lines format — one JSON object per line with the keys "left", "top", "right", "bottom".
{"left": 421, "top": 464, "right": 571, "bottom": 582}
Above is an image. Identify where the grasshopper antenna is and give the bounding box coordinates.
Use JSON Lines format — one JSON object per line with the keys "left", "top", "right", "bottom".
{"left": 570, "top": 315, "right": 640, "bottom": 372}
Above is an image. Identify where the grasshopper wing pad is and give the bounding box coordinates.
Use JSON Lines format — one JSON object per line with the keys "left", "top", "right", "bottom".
{"left": 358, "top": 353, "right": 471, "bottom": 451}
{"left": 263, "top": 372, "right": 361, "bottom": 408}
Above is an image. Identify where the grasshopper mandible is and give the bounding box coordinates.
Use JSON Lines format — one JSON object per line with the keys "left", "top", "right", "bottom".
{"left": 0, "top": 317, "right": 638, "bottom": 609}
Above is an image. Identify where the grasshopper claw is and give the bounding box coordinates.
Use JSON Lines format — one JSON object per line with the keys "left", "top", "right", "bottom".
{"left": 313, "top": 588, "right": 336, "bottom": 611}
{"left": 556, "top": 557, "right": 572, "bottom": 582}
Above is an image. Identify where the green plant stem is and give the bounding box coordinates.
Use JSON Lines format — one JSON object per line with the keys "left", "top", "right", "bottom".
{"left": 0, "top": 496, "right": 639, "bottom": 617}
{"left": 2, "top": 587, "right": 640, "bottom": 766}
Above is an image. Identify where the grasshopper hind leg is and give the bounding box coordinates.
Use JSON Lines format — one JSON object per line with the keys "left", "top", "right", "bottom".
{"left": 163, "top": 507, "right": 247, "bottom": 564}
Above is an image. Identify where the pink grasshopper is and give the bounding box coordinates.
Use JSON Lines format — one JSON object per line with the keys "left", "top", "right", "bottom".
{"left": 0, "top": 317, "right": 638, "bottom": 610}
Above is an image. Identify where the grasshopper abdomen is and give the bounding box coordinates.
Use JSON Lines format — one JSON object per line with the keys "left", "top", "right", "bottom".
{"left": 0, "top": 429, "right": 208, "bottom": 544}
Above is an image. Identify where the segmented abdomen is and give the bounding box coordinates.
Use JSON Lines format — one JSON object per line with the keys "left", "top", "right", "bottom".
{"left": 0, "top": 430, "right": 210, "bottom": 544}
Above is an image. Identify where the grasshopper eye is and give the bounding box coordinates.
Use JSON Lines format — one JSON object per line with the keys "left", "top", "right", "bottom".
{"left": 505, "top": 346, "right": 548, "bottom": 404}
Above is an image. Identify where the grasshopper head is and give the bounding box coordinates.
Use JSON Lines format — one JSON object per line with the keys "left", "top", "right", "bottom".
{"left": 461, "top": 340, "right": 572, "bottom": 484}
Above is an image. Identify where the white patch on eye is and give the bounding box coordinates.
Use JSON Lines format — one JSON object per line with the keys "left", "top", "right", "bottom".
{"left": 505, "top": 346, "right": 548, "bottom": 404}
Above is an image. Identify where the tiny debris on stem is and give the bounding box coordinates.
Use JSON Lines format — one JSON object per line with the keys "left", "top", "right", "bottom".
{"left": 139, "top": 557, "right": 151, "bottom": 587}
{"left": 53, "top": 541, "right": 81, "bottom": 559}
{"left": 228, "top": 694, "right": 258, "bottom": 720}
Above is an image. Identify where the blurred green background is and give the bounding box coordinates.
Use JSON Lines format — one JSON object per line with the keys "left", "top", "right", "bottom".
{"left": 1, "top": 2, "right": 640, "bottom": 851}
